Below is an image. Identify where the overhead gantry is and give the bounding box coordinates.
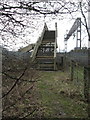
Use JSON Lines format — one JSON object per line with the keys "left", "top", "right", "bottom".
{"left": 64, "top": 18, "right": 81, "bottom": 52}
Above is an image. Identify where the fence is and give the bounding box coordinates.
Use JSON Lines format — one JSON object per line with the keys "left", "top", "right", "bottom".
{"left": 64, "top": 60, "right": 85, "bottom": 99}
{"left": 64, "top": 56, "right": 89, "bottom": 98}
{"left": 62, "top": 48, "right": 90, "bottom": 117}
{"left": 69, "top": 60, "right": 85, "bottom": 98}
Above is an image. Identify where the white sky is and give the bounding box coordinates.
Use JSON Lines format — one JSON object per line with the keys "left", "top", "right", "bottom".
{"left": 57, "top": 19, "right": 88, "bottom": 52}
{"left": 0, "top": 0, "right": 89, "bottom": 52}
{"left": 0, "top": 17, "right": 88, "bottom": 52}
{"left": 43, "top": 18, "right": 88, "bottom": 52}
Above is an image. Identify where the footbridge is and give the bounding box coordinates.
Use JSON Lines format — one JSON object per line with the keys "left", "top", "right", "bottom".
{"left": 18, "top": 23, "right": 57, "bottom": 70}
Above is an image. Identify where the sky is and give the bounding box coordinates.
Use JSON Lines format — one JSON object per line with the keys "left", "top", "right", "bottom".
{"left": 57, "top": 19, "right": 88, "bottom": 52}
{"left": 1, "top": 17, "right": 88, "bottom": 52}
{"left": 0, "top": 0, "right": 89, "bottom": 52}
{"left": 0, "top": 15, "right": 88, "bottom": 52}
{"left": 15, "top": 16, "right": 88, "bottom": 52}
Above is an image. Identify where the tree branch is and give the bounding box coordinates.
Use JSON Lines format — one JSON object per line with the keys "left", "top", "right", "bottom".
{"left": 80, "top": 2, "right": 90, "bottom": 41}
{"left": 2, "top": 67, "right": 27, "bottom": 98}
{"left": 2, "top": 84, "right": 34, "bottom": 112}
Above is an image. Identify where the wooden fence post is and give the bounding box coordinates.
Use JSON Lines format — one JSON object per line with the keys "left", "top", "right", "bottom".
{"left": 84, "top": 67, "right": 90, "bottom": 117}
{"left": 71, "top": 60, "right": 74, "bottom": 81}
{"left": 84, "top": 67, "right": 89, "bottom": 100}
{"left": 87, "top": 67, "right": 90, "bottom": 118}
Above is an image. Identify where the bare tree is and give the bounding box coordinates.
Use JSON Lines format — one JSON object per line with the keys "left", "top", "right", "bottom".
{"left": 1, "top": 0, "right": 89, "bottom": 119}
{"left": 0, "top": 0, "right": 80, "bottom": 49}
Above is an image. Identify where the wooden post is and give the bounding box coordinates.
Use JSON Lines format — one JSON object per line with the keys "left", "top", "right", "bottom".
{"left": 88, "top": 48, "right": 90, "bottom": 118}
{"left": 0, "top": 47, "right": 2, "bottom": 119}
{"left": 87, "top": 1, "right": 90, "bottom": 117}
{"left": 54, "top": 22, "right": 57, "bottom": 71}
{"left": 84, "top": 67, "right": 90, "bottom": 100}
{"left": 88, "top": 67, "right": 90, "bottom": 118}
{"left": 83, "top": 49, "right": 90, "bottom": 118}
{"left": 71, "top": 60, "right": 74, "bottom": 81}
{"left": 84, "top": 66, "right": 90, "bottom": 117}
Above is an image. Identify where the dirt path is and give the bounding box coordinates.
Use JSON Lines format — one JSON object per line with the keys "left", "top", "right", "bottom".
{"left": 36, "top": 71, "right": 88, "bottom": 118}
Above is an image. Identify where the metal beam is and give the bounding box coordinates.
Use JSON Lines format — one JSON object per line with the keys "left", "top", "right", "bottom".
{"left": 65, "top": 18, "right": 81, "bottom": 41}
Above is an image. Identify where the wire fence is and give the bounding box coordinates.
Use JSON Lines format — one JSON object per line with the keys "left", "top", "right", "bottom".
{"left": 70, "top": 60, "right": 85, "bottom": 98}
{"left": 64, "top": 56, "right": 90, "bottom": 103}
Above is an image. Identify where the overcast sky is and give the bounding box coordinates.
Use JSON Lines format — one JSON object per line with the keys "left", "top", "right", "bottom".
{"left": 1, "top": 17, "right": 88, "bottom": 52}
{"left": 0, "top": 0, "right": 89, "bottom": 52}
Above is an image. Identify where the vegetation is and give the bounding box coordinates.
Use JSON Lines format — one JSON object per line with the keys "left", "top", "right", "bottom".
{"left": 2, "top": 49, "right": 40, "bottom": 118}
{"left": 2, "top": 48, "right": 89, "bottom": 119}
{"left": 1, "top": 0, "right": 90, "bottom": 119}
{"left": 2, "top": 48, "right": 88, "bottom": 119}
{"left": 37, "top": 70, "right": 88, "bottom": 118}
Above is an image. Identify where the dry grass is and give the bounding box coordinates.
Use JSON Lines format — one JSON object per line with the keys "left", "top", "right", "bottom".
{"left": 36, "top": 71, "right": 88, "bottom": 118}
{"left": 2, "top": 52, "right": 40, "bottom": 119}
{"left": 2, "top": 50, "right": 88, "bottom": 119}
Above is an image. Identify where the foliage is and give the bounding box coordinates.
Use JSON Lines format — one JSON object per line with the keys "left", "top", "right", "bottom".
{"left": 2, "top": 48, "right": 40, "bottom": 118}
{"left": 37, "top": 71, "right": 88, "bottom": 118}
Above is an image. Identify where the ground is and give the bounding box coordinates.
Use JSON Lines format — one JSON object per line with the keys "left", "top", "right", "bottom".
{"left": 2, "top": 54, "right": 88, "bottom": 118}
{"left": 36, "top": 70, "right": 88, "bottom": 118}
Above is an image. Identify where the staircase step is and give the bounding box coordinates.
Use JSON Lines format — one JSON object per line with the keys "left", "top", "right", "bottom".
{"left": 36, "top": 56, "right": 54, "bottom": 58}
{"left": 39, "top": 45, "right": 54, "bottom": 48}
{"left": 38, "top": 64, "right": 54, "bottom": 66}
{"left": 37, "top": 64, "right": 54, "bottom": 71}
{"left": 37, "top": 62, "right": 54, "bottom": 64}
{"left": 37, "top": 67, "right": 54, "bottom": 71}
